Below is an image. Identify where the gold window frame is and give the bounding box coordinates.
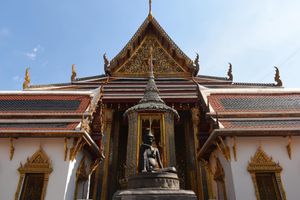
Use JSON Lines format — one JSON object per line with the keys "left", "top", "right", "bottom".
{"left": 247, "top": 147, "right": 286, "bottom": 200}
{"left": 15, "top": 148, "right": 53, "bottom": 200}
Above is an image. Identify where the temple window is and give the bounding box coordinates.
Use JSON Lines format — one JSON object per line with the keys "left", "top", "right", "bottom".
{"left": 20, "top": 173, "right": 45, "bottom": 199}
{"left": 214, "top": 158, "right": 227, "bottom": 200}
{"left": 15, "top": 148, "right": 52, "bottom": 200}
{"left": 247, "top": 147, "right": 286, "bottom": 200}
{"left": 74, "top": 157, "right": 89, "bottom": 199}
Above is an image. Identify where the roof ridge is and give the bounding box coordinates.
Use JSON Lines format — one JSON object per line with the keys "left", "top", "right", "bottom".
{"left": 196, "top": 75, "right": 229, "bottom": 81}
{"left": 233, "top": 82, "right": 276, "bottom": 87}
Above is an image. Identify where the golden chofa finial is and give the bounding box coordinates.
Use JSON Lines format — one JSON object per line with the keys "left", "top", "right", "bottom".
{"left": 274, "top": 66, "right": 283, "bottom": 86}
{"left": 71, "top": 64, "right": 77, "bottom": 82}
{"left": 22, "top": 67, "right": 30, "bottom": 90}
{"left": 227, "top": 62, "right": 233, "bottom": 81}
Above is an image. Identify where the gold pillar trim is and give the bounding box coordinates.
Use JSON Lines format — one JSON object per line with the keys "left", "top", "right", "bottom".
{"left": 216, "top": 137, "right": 230, "bottom": 161}
{"left": 286, "top": 136, "right": 292, "bottom": 160}
{"left": 64, "top": 138, "right": 68, "bottom": 161}
{"left": 74, "top": 156, "right": 89, "bottom": 200}
{"left": 80, "top": 116, "right": 91, "bottom": 133}
{"left": 200, "top": 159, "right": 214, "bottom": 199}
{"left": 101, "top": 108, "right": 114, "bottom": 200}
{"left": 161, "top": 113, "right": 167, "bottom": 166}
{"left": 214, "top": 158, "right": 227, "bottom": 200}
{"left": 10, "top": 137, "right": 15, "bottom": 161}
{"left": 15, "top": 147, "right": 53, "bottom": 200}
{"left": 214, "top": 158, "right": 225, "bottom": 181}
{"left": 232, "top": 137, "right": 237, "bottom": 161}
{"left": 247, "top": 146, "right": 286, "bottom": 200}
{"left": 70, "top": 137, "right": 85, "bottom": 161}
{"left": 191, "top": 107, "right": 202, "bottom": 198}
{"left": 136, "top": 113, "right": 142, "bottom": 169}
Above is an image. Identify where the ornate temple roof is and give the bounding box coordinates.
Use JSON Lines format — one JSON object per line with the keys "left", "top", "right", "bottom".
{"left": 106, "top": 15, "right": 197, "bottom": 77}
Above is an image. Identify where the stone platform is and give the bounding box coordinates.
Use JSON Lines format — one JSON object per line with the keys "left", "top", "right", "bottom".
{"left": 113, "top": 172, "right": 197, "bottom": 200}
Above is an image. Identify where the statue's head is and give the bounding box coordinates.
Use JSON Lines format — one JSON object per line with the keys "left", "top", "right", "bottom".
{"left": 143, "top": 128, "right": 154, "bottom": 145}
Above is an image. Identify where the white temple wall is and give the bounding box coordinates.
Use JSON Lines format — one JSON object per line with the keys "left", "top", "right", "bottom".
{"left": 230, "top": 136, "right": 300, "bottom": 200}
{"left": 0, "top": 137, "right": 92, "bottom": 200}
{"left": 209, "top": 146, "right": 236, "bottom": 200}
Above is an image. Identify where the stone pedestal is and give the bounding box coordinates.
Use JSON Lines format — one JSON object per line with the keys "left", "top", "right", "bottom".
{"left": 113, "top": 172, "right": 197, "bottom": 200}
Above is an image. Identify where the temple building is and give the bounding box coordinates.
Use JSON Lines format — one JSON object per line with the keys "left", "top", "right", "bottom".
{"left": 1, "top": 3, "right": 300, "bottom": 200}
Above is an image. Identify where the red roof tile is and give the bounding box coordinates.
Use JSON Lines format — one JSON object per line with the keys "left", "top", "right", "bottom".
{"left": 0, "top": 95, "right": 90, "bottom": 113}
{"left": 208, "top": 93, "right": 300, "bottom": 113}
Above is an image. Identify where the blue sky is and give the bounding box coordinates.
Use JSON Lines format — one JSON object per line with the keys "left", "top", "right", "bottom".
{"left": 0, "top": 0, "right": 300, "bottom": 90}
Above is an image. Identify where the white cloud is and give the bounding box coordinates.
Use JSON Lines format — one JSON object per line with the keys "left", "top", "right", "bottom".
{"left": 12, "top": 75, "right": 22, "bottom": 83}
{"left": 24, "top": 45, "right": 43, "bottom": 60}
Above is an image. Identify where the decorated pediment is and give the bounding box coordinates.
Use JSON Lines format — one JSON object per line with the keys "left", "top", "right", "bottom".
{"left": 247, "top": 146, "right": 282, "bottom": 172}
{"left": 106, "top": 16, "right": 198, "bottom": 77}
{"left": 115, "top": 36, "right": 187, "bottom": 77}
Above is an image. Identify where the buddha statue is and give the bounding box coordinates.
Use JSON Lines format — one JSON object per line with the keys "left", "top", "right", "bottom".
{"left": 138, "top": 128, "right": 176, "bottom": 173}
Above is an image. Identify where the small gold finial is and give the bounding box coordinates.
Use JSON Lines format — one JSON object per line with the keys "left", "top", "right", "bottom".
{"left": 22, "top": 67, "right": 30, "bottom": 90}
{"left": 149, "top": 0, "right": 152, "bottom": 15}
{"left": 71, "top": 64, "right": 77, "bottom": 81}
{"left": 274, "top": 66, "right": 283, "bottom": 86}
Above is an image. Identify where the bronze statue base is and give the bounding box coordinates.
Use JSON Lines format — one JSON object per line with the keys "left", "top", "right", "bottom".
{"left": 113, "top": 172, "right": 197, "bottom": 200}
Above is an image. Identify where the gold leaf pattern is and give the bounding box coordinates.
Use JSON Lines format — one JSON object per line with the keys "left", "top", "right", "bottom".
{"left": 117, "top": 36, "right": 184, "bottom": 75}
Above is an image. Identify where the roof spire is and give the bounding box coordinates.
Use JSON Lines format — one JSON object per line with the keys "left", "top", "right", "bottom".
{"left": 149, "top": 0, "right": 152, "bottom": 16}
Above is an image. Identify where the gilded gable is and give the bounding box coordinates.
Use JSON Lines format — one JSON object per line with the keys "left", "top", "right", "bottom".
{"left": 113, "top": 36, "right": 190, "bottom": 77}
